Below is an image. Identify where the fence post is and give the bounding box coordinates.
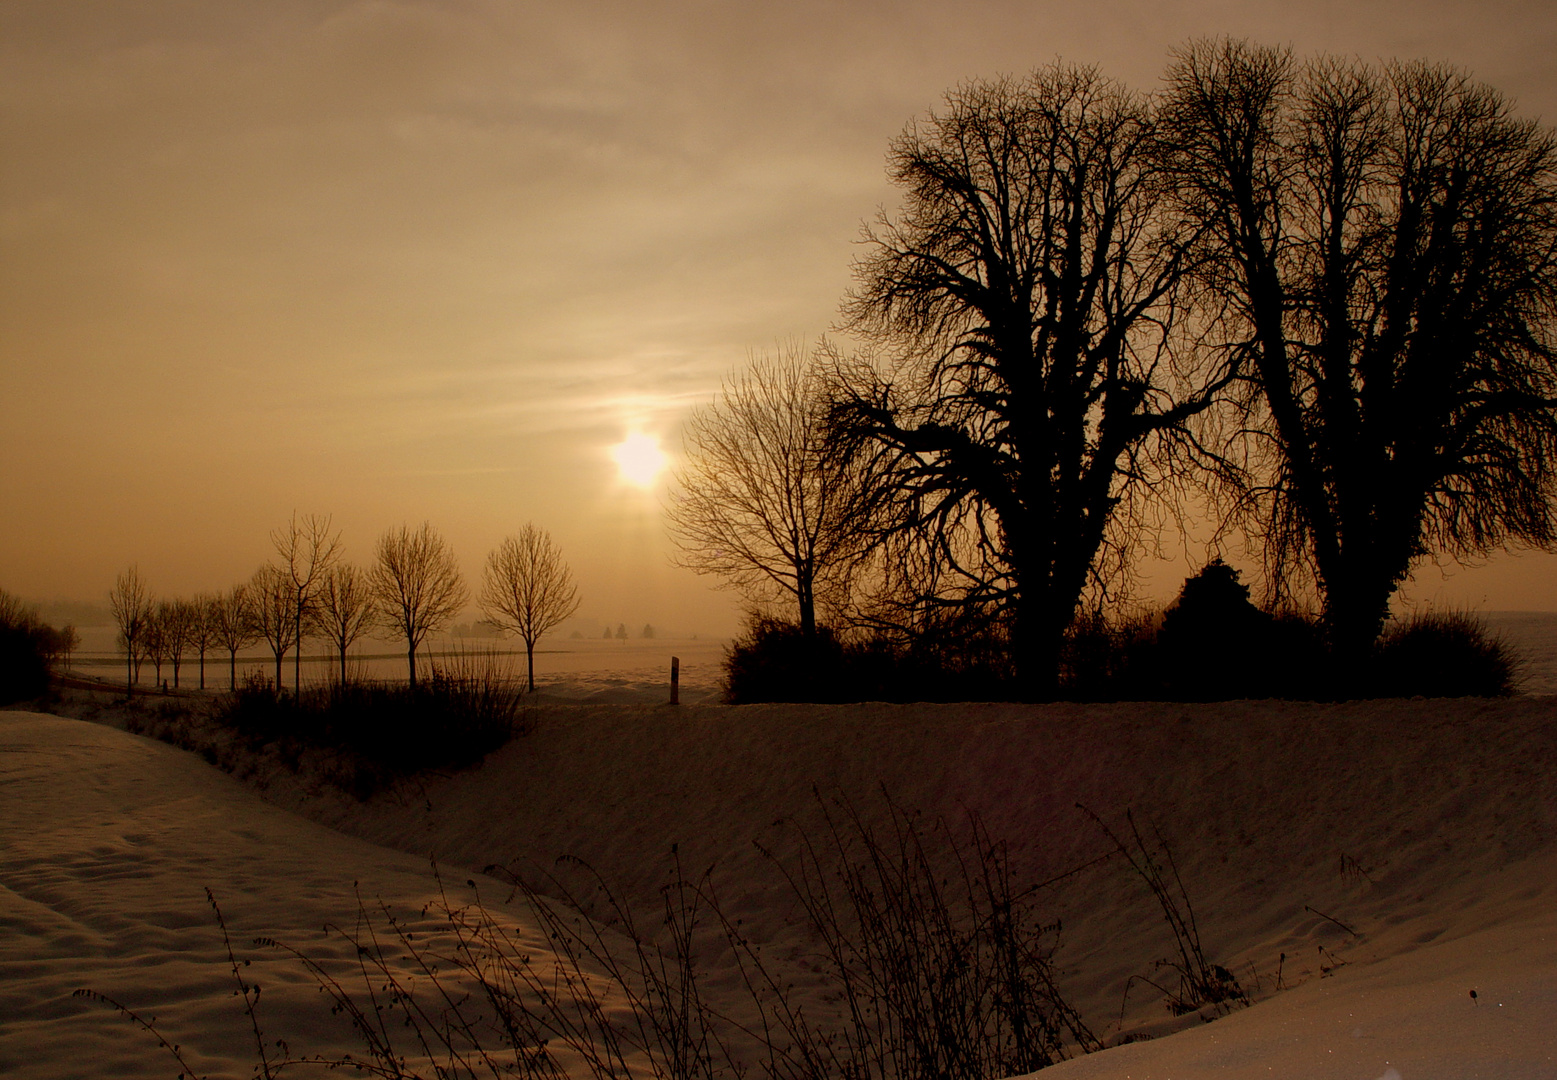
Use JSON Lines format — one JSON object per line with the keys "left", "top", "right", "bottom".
{"left": 670, "top": 655, "right": 680, "bottom": 705}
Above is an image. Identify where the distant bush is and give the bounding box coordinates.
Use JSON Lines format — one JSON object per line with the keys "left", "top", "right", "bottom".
{"left": 0, "top": 588, "right": 69, "bottom": 705}
{"left": 1371, "top": 610, "right": 1516, "bottom": 698}
{"left": 213, "top": 651, "right": 525, "bottom": 793}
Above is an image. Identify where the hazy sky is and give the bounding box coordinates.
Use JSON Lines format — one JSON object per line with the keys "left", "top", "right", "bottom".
{"left": 5, "top": 0, "right": 1557, "bottom": 635}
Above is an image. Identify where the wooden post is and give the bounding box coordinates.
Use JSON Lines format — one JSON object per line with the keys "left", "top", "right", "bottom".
{"left": 670, "top": 655, "right": 680, "bottom": 705}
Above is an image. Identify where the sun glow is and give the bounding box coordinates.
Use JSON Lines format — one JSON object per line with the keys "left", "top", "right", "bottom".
{"left": 611, "top": 431, "right": 668, "bottom": 488}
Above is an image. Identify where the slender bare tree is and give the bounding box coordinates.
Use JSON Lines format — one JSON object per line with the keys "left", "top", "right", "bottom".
{"left": 249, "top": 564, "right": 300, "bottom": 690}
{"left": 108, "top": 566, "right": 152, "bottom": 696}
{"left": 668, "top": 343, "right": 877, "bottom": 638}
{"left": 1160, "top": 41, "right": 1557, "bottom": 660}
{"left": 272, "top": 513, "right": 342, "bottom": 694}
{"left": 315, "top": 562, "right": 377, "bottom": 688}
{"left": 208, "top": 585, "right": 259, "bottom": 691}
{"left": 187, "top": 593, "right": 217, "bottom": 690}
{"left": 144, "top": 601, "right": 173, "bottom": 689}
{"left": 370, "top": 522, "right": 468, "bottom": 688}
{"left": 480, "top": 524, "right": 580, "bottom": 692}
{"left": 161, "top": 599, "right": 199, "bottom": 689}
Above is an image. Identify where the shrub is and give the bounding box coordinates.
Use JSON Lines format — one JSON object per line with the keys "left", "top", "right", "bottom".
{"left": 724, "top": 617, "right": 850, "bottom": 703}
{"left": 211, "top": 651, "right": 524, "bottom": 793}
{"left": 0, "top": 588, "right": 58, "bottom": 704}
{"left": 1060, "top": 609, "right": 1161, "bottom": 701}
{"left": 1372, "top": 610, "right": 1516, "bottom": 697}
{"left": 723, "top": 617, "right": 1018, "bottom": 704}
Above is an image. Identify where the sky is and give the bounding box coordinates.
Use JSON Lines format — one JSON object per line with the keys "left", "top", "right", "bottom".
{"left": 4, "top": 0, "right": 1557, "bottom": 637}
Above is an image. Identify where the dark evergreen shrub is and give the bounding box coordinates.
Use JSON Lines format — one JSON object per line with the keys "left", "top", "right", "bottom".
{"left": 1156, "top": 559, "right": 1284, "bottom": 700}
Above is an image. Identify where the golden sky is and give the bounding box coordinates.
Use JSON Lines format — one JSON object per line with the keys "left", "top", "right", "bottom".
{"left": 5, "top": 0, "right": 1557, "bottom": 634}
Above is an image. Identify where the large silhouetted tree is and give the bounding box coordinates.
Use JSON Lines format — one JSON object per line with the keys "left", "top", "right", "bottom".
{"left": 479, "top": 524, "right": 580, "bottom": 692}
{"left": 1160, "top": 40, "right": 1557, "bottom": 661}
{"left": 371, "top": 522, "right": 467, "bottom": 688}
{"left": 668, "top": 344, "right": 876, "bottom": 637}
{"left": 833, "top": 64, "right": 1225, "bottom": 690}
{"left": 108, "top": 566, "right": 151, "bottom": 696}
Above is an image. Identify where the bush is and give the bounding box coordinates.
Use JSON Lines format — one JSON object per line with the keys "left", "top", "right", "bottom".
{"left": 724, "top": 618, "right": 850, "bottom": 703}
{"left": 1060, "top": 609, "right": 1161, "bottom": 700}
{"left": 0, "top": 589, "right": 59, "bottom": 705}
{"left": 212, "top": 651, "right": 524, "bottom": 792}
{"left": 726, "top": 585, "right": 1521, "bottom": 703}
{"left": 723, "top": 617, "right": 1017, "bottom": 704}
{"left": 1372, "top": 611, "right": 1516, "bottom": 698}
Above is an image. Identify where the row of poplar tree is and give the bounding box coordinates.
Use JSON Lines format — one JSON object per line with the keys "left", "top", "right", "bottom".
{"left": 107, "top": 516, "right": 579, "bottom": 696}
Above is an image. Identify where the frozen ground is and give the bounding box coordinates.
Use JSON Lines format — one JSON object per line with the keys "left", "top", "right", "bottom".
{"left": 3, "top": 692, "right": 1556, "bottom": 1078}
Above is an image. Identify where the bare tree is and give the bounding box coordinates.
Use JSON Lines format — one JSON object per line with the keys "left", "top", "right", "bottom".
{"left": 833, "top": 65, "right": 1224, "bottom": 691}
{"left": 56, "top": 625, "right": 79, "bottom": 672}
{"left": 161, "top": 599, "right": 199, "bottom": 689}
{"left": 273, "top": 513, "right": 342, "bottom": 694}
{"left": 144, "top": 601, "right": 173, "bottom": 689}
{"left": 480, "top": 525, "right": 580, "bottom": 692}
{"left": 209, "top": 586, "right": 259, "bottom": 690}
{"left": 315, "top": 562, "right": 376, "bottom": 687}
{"left": 668, "top": 343, "right": 876, "bottom": 638}
{"left": 370, "top": 522, "right": 468, "bottom": 688}
{"left": 1160, "top": 41, "right": 1557, "bottom": 660}
{"left": 108, "top": 566, "right": 152, "bottom": 696}
{"left": 187, "top": 593, "right": 217, "bottom": 690}
{"left": 249, "top": 564, "right": 299, "bottom": 690}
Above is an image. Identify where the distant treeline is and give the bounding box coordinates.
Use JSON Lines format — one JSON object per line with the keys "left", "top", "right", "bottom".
{"left": 105, "top": 516, "right": 578, "bottom": 697}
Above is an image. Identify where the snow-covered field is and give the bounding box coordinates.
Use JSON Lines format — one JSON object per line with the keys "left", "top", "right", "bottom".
{"left": 61, "top": 633, "right": 731, "bottom": 703}
{"left": 4, "top": 690, "right": 1557, "bottom": 1078}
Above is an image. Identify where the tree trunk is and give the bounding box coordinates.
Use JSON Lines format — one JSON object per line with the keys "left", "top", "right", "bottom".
{"left": 797, "top": 564, "right": 816, "bottom": 638}
{"left": 407, "top": 644, "right": 418, "bottom": 689}
{"left": 525, "top": 637, "right": 536, "bottom": 693}
{"left": 1320, "top": 554, "right": 1397, "bottom": 691}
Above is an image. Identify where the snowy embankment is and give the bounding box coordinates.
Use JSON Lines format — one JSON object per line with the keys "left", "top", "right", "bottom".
{"left": 3, "top": 695, "right": 1557, "bottom": 1077}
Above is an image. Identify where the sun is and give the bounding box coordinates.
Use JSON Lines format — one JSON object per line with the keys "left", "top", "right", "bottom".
{"left": 610, "top": 431, "right": 667, "bottom": 488}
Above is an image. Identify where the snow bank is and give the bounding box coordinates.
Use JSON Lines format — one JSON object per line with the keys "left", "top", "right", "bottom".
{"left": 4, "top": 695, "right": 1556, "bottom": 1076}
